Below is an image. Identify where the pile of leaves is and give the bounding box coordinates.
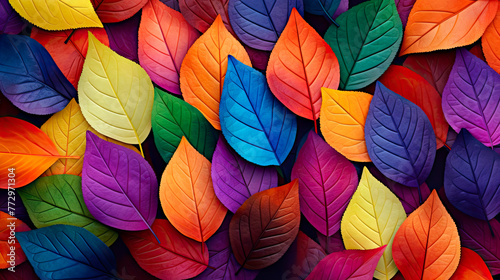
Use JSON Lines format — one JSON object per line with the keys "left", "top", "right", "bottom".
{"left": 0, "top": 0, "right": 499, "bottom": 279}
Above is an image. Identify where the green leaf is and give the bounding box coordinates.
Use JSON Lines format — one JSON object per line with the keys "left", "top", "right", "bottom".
{"left": 151, "top": 87, "right": 219, "bottom": 163}
{"left": 18, "top": 174, "right": 118, "bottom": 246}
{"left": 324, "top": 0, "right": 402, "bottom": 90}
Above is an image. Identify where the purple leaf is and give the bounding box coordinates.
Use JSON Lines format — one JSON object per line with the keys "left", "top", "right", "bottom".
{"left": 317, "top": 231, "right": 344, "bottom": 254}
{"left": 82, "top": 131, "right": 158, "bottom": 232}
{"left": 0, "top": 0, "right": 24, "bottom": 34}
{"left": 443, "top": 48, "right": 500, "bottom": 147}
{"left": 394, "top": 0, "right": 415, "bottom": 26}
{"left": 291, "top": 131, "right": 358, "bottom": 237}
{"left": 104, "top": 12, "right": 141, "bottom": 62}
{"left": 332, "top": 0, "right": 348, "bottom": 18}
{"left": 0, "top": 189, "right": 30, "bottom": 225}
{"left": 211, "top": 137, "right": 278, "bottom": 213}
{"left": 160, "top": 0, "right": 179, "bottom": 11}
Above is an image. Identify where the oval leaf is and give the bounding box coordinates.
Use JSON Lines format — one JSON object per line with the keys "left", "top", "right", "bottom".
{"left": 451, "top": 248, "right": 493, "bottom": 280}
{"left": 483, "top": 7, "right": 500, "bottom": 74}
{"left": 0, "top": 211, "right": 30, "bottom": 269}
{"left": 91, "top": 0, "right": 147, "bottom": 23}
{"left": 179, "top": 0, "right": 234, "bottom": 34}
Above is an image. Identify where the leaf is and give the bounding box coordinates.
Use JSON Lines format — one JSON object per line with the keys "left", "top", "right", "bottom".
{"left": 159, "top": 137, "right": 227, "bottom": 242}
{"left": 8, "top": 0, "right": 102, "bottom": 30}
{"left": 91, "top": 0, "right": 147, "bottom": 23}
{"left": 442, "top": 48, "right": 500, "bottom": 147}
{"left": 17, "top": 225, "right": 117, "bottom": 280}
{"left": 82, "top": 131, "right": 158, "bottom": 232}
{"left": 220, "top": 56, "right": 297, "bottom": 166}
{"left": 30, "top": 27, "right": 109, "bottom": 89}
{"left": 0, "top": 0, "right": 24, "bottom": 34}
{"left": 320, "top": 87, "right": 372, "bottom": 162}
{"left": 324, "top": 0, "right": 402, "bottom": 90}
{"left": 18, "top": 175, "right": 118, "bottom": 246}
{"left": 304, "top": 0, "right": 341, "bottom": 19}
{"left": 392, "top": 190, "right": 461, "bottom": 280}
{"left": 180, "top": 15, "right": 251, "bottom": 130}
{"left": 403, "top": 50, "right": 456, "bottom": 95}
{"left": 0, "top": 34, "right": 76, "bottom": 115}
{"left": 212, "top": 136, "right": 278, "bottom": 213}
{"left": 78, "top": 32, "right": 154, "bottom": 156}
{"left": 365, "top": 82, "right": 436, "bottom": 188}
{"left": 139, "top": 0, "right": 199, "bottom": 95}
{"left": 444, "top": 129, "right": 500, "bottom": 221}
{"left": 306, "top": 246, "right": 386, "bottom": 280}
{"left": 378, "top": 65, "right": 448, "bottom": 148}
{"left": 152, "top": 88, "right": 219, "bottom": 163}
{"left": 0, "top": 189, "right": 30, "bottom": 225}
{"left": 230, "top": 180, "right": 300, "bottom": 270}
{"left": 341, "top": 167, "right": 406, "bottom": 280}
{"left": 0, "top": 117, "right": 65, "bottom": 189}
{"left": 395, "top": 0, "right": 415, "bottom": 26}
{"left": 0, "top": 262, "right": 38, "bottom": 280}
{"left": 103, "top": 12, "right": 140, "bottom": 62}
{"left": 450, "top": 248, "right": 493, "bottom": 280}
{"left": 161, "top": 0, "right": 179, "bottom": 11}
{"left": 0, "top": 211, "right": 30, "bottom": 269}
{"left": 483, "top": 7, "right": 500, "bottom": 74}
{"left": 317, "top": 231, "right": 345, "bottom": 254}
{"left": 291, "top": 131, "right": 358, "bottom": 237}
{"left": 267, "top": 8, "right": 339, "bottom": 122}
{"left": 121, "top": 219, "right": 209, "bottom": 280}
{"left": 179, "top": 0, "right": 234, "bottom": 34}
{"left": 399, "top": 0, "right": 498, "bottom": 56}
{"left": 228, "top": 0, "right": 304, "bottom": 51}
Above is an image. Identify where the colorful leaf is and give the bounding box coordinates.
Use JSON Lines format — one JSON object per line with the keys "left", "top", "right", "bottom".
{"left": 18, "top": 175, "right": 118, "bottom": 246}
{"left": 91, "top": 0, "right": 147, "bottom": 23}
{"left": 103, "top": 12, "right": 140, "bottom": 62}
{"left": 442, "top": 48, "right": 500, "bottom": 147}
{"left": 304, "top": 0, "right": 341, "bottom": 20}
{"left": 483, "top": 6, "right": 500, "bottom": 74}
{"left": 392, "top": 190, "right": 461, "bottom": 280}
{"left": 365, "top": 82, "right": 436, "bottom": 189}
{"left": 180, "top": 15, "right": 251, "bottom": 130}
{"left": 267, "top": 8, "right": 340, "bottom": 122}
{"left": 0, "top": 261, "right": 38, "bottom": 280}
{"left": 450, "top": 248, "right": 493, "bottom": 280}
{"left": 0, "top": 211, "right": 29, "bottom": 269}
{"left": 211, "top": 137, "right": 278, "bottom": 213}
{"left": 159, "top": 137, "right": 227, "bottom": 242}
{"left": 0, "top": 34, "right": 76, "bottom": 115}
{"left": 0, "top": 0, "right": 23, "bottom": 34}
{"left": 320, "top": 87, "right": 372, "bottom": 162}
{"left": 291, "top": 131, "right": 358, "bottom": 237}
{"left": 324, "top": 0, "right": 402, "bottom": 90}
{"left": 317, "top": 231, "right": 345, "bottom": 254}
{"left": 400, "top": 0, "right": 498, "bottom": 56}
{"left": 284, "top": 231, "right": 327, "bottom": 279}
{"left": 139, "top": 0, "right": 199, "bottom": 95}
{"left": 179, "top": 0, "right": 234, "bottom": 34}
{"left": 220, "top": 56, "right": 297, "bottom": 166}
{"left": 230, "top": 180, "right": 300, "bottom": 270}
{"left": 395, "top": 0, "right": 415, "bottom": 26}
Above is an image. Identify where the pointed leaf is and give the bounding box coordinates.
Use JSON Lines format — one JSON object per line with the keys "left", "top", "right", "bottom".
{"left": 306, "top": 246, "right": 386, "bottom": 280}
{"left": 139, "top": 0, "right": 199, "bottom": 95}
{"left": 483, "top": 7, "right": 500, "bottom": 74}
{"left": 82, "top": 131, "right": 158, "bottom": 231}
{"left": 0, "top": 211, "right": 30, "bottom": 269}
{"left": 267, "top": 8, "right": 339, "bottom": 121}
{"left": 291, "top": 131, "right": 358, "bottom": 236}
{"left": 91, "top": 0, "right": 147, "bottom": 23}
{"left": 160, "top": 137, "right": 227, "bottom": 242}
{"left": 451, "top": 248, "right": 493, "bottom": 280}
{"left": 365, "top": 82, "right": 436, "bottom": 188}
{"left": 0, "top": 0, "right": 24, "bottom": 34}
{"left": 230, "top": 180, "right": 300, "bottom": 270}
{"left": 220, "top": 56, "right": 297, "bottom": 166}
{"left": 180, "top": 15, "right": 251, "bottom": 130}
{"left": 103, "top": 12, "right": 140, "bottom": 62}
{"left": 324, "top": 0, "right": 402, "bottom": 90}
{"left": 19, "top": 175, "right": 118, "bottom": 246}
{"left": 392, "top": 190, "right": 461, "bottom": 280}
{"left": 400, "top": 0, "right": 497, "bottom": 55}
{"left": 320, "top": 87, "right": 372, "bottom": 162}
{"left": 442, "top": 48, "right": 500, "bottom": 147}
{"left": 0, "top": 34, "right": 76, "bottom": 115}
{"left": 212, "top": 137, "right": 278, "bottom": 213}
{"left": 179, "top": 0, "right": 234, "bottom": 34}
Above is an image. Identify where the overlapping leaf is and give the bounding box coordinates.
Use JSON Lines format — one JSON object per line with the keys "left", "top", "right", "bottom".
{"left": 450, "top": 248, "right": 493, "bottom": 280}
{"left": 304, "top": 0, "right": 341, "bottom": 21}
{"left": 0, "top": 211, "right": 29, "bottom": 269}
{"left": 103, "top": 12, "right": 140, "bottom": 62}
{"left": 395, "top": 0, "right": 415, "bottom": 26}
{"left": 0, "top": 0, "right": 23, "bottom": 34}
{"left": 179, "top": 0, "right": 234, "bottom": 34}
{"left": 483, "top": 7, "right": 500, "bottom": 74}
{"left": 91, "top": 0, "right": 147, "bottom": 23}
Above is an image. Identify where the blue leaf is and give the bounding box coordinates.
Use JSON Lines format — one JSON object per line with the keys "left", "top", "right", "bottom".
{"left": 228, "top": 0, "right": 303, "bottom": 51}
{"left": 304, "top": 0, "right": 341, "bottom": 19}
{"left": 444, "top": 129, "right": 500, "bottom": 221}
{"left": 220, "top": 55, "right": 297, "bottom": 166}
{"left": 17, "top": 225, "right": 118, "bottom": 280}
{"left": 365, "top": 82, "right": 436, "bottom": 188}
{"left": 0, "top": 34, "right": 76, "bottom": 115}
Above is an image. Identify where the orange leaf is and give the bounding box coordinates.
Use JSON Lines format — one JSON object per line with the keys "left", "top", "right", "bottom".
{"left": 392, "top": 190, "right": 461, "bottom": 280}
{"left": 0, "top": 212, "right": 30, "bottom": 269}
{"left": 378, "top": 65, "right": 449, "bottom": 148}
{"left": 267, "top": 8, "right": 339, "bottom": 125}
{"left": 400, "top": 0, "right": 498, "bottom": 56}
{"left": 30, "top": 27, "right": 109, "bottom": 89}
{"left": 482, "top": 5, "right": 500, "bottom": 74}
{"left": 450, "top": 248, "right": 493, "bottom": 280}
{"left": 0, "top": 117, "right": 66, "bottom": 189}
{"left": 320, "top": 88, "right": 372, "bottom": 162}
{"left": 159, "top": 137, "right": 227, "bottom": 242}
{"left": 180, "top": 15, "right": 251, "bottom": 130}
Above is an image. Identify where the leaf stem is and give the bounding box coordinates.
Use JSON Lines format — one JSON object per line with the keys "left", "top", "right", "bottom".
{"left": 315, "top": 0, "right": 339, "bottom": 27}
{"left": 64, "top": 30, "right": 77, "bottom": 44}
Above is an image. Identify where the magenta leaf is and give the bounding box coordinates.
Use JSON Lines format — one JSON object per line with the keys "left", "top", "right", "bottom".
{"left": 394, "top": 0, "right": 415, "bottom": 26}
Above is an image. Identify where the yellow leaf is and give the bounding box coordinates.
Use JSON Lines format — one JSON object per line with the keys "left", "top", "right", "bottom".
{"left": 320, "top": 88, "right": 372, "bottom": 162}
{"left": 9, "top": 0, "right": 102, "bottom": 31}
{"left": 341, "top": 167, "right": 406, "bottom": 280}
{"left": 78, "top": 32, "right": 154, "bottom": 157}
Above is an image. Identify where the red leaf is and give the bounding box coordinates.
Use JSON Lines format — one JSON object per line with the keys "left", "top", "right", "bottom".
{"left": 91, "top": 0, "right": 148, "bottom": 23}
{"left": 450, "top": 248, "right": 493, "bottom": 280}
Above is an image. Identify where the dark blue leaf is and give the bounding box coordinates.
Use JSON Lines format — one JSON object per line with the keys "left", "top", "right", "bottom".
{"left": 17, "top": 225, "right": 118, "bottom": 280}
{"left": 365, "top": 82, "right": 436, "bottom": 188}
{"left": 444, "top": 129, "right": 500, "bottom": 221}
{"left": 304, "top": 0, "right": 341, "bottom": 19}
{"left": 220, "top": 55, "right": 297, "bottom": 166}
